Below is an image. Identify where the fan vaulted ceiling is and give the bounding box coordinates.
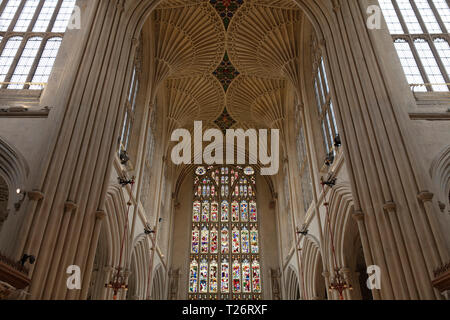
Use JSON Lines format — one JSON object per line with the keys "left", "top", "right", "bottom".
{"left": 144, "top": 0, "right": 305, "bottom": 133}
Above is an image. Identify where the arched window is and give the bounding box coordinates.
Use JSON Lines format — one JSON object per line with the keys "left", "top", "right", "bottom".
{"left": 312, "top": 56, "right": 339, "bottom": 158}
{"left": 379, "top": 0, "right": 450, "bottom": 91}
{"left": 119, "top": 65, "right": 140, "bottom": 154}
{"left": 0, "top": 0, "right": 76, "bottom": 89}
{"left": 189, "top": 166, "right": 262, "bottom": 300}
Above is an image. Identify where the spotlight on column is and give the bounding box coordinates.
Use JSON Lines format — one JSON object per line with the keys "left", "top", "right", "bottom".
{"left": 14, "top": 189, "right": 26, "bottom": 211}
{"left": 334, "top": 134, "right": 342, "bottom": 148}
{"left": 19, "top": 254, "right": 36, "bottom": 267}
{"left": 119, "top": 150, "right": 130, "bottom": 165}
{"left": 324, "top": 152, "right": 335, "bottom": 167}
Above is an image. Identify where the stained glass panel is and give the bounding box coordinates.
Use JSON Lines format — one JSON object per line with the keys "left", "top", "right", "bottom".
{"left": 232, "top": 260, "right": 241, "bottom": 293}
{"left": 189, "top": 166, "right": 261, "bottom": 299}
{"left": 189, "top": 260, "right": 199, "bottom": 293}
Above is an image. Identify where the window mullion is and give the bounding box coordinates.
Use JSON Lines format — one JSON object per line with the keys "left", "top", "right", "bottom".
{"left": 47, "top": 0, "right": 63, "bottom": 32}
{"left": 24, "top": 37, "right": 46, "bottom": 89}
{"left": 428, "top": 38, "right": 450, "bottom": 87}
{"left": 409, "top": 0, "right": 429, "bottom": 34}
{"left": 2, "top": 36, "right": 27, "bottom": 88}
{"left": 28, "top": 0, "right": 46, "bottom": 32}
{"left": 7, "top": 0, "right": 27, "bottom": 33}
{"left": 427, "top": 0, "right": 448, "bottom": 34}
{"left": 391, "top": 0, "right": 410, "bottom": 34}
{"left": 409, "top": 37, "right": 433, "bottom": 90}
{"left": 0, "top": 1, "right": 8, "bottom": 17}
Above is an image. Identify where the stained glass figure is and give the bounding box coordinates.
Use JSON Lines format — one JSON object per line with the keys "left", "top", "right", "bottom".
{"left": 191, "top": 227, "right": 200, "bottom": 254}
{"left": 240, "top": 201, "right": 248, "bottom": 222}
{"left": 250, "top": 227, "right": 259, "bottom": 254}
{"left": 211, "top": 201, "right": 219, "bottom": 222}
{"left": 189, "top": 260, "right": 199, "bottom": 293}
{"left": 242, "top": 260, "right": 251, "bottom": 293}
{"left": 209, "top": 261, "right": 218, "bottom": 293}
{"left": 193, "top": 201, "right": 201, "bottom": 222}
{"left": 221, "top": 227, "right": 229, "bottom": 254}
{"left": 232, "top": 227, "right": 240, "bottom": 254}
{"left": 232, "top": 260, "right": 241, "bottom": 293}
{"left": 201, "top": 227, "right": 209, "bottom": 254}
{"left": 250, "top": 201, "right": 257, "bottom": 222}
{"left": 221, "top": 260, "right": 230, "bottom": 293}
{"left": 202, "top": 201, "right": 210, "bottom": 222}
{"left": 210, "top": 227, "right": 218, "bottom": 254}
{"left": 252, "top": 260, "right": 261, "bottom": 293}
{"left": 231, "top": 201, "right": 239, "bottom": 222}
{"left": 241, "top": 227, "right": 250, "bottom": 254}
{"left": 199, "top": 260, "right": 208, "bottom": 293}
{"left": 221, "top": 200, "right": 229, "bottom": 222}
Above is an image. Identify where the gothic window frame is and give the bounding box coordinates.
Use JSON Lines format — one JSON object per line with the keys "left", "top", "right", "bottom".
{"left": 379, "top": 0, "right": 450, "bottom": 92}
{"left": 0, "top": 0, "right": 76, "bottom": 90}
{"left": 119, "top": 61, "right": 141, "bottom": 156}
{"left": 189, "top": 165, "right": 262, "bottom": 300}
{"left": 311, "top": 48, "right": 339, "bottom": 159}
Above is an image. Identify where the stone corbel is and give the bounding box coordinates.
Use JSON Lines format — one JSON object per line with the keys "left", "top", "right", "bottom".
{"left": 27, "top": 190, "right": 44, "bottom": 202}
{"left": 95, "top": 210, "right": 107, "bottom": 221}
{"left": 383, "top": 201, "right": 397, "bottom": 214}
{"left": 64, "top": 201, "right": 78, "bottom": 214}
{"left": 417, "top": 191, "right": 434, "bottom": 203}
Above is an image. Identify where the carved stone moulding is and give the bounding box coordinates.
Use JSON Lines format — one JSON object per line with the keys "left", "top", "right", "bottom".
{"left": 432, "top": 262, "right": 450, "bottom": 293}
{"left": 0, "top": 254, "right": 31, "bottom": 299}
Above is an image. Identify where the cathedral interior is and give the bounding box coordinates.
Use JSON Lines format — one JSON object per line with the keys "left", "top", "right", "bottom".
{"left": 0, "top": 0, "right": 449, "bottom": 301}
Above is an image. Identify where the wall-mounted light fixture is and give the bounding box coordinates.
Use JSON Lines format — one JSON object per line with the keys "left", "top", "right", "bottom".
{"left": 14, "top": 189, "right": 26, "bottom": 211}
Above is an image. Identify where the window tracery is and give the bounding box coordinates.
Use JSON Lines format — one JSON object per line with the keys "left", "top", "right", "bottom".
{"left": 189, "top": 166, "right": 262, "bottom": 300}
{"left": 379, "top": 0, "right": 450, "bottom": 91}
{"left": 0, "top": 0, "right": 76, "bottom": 89}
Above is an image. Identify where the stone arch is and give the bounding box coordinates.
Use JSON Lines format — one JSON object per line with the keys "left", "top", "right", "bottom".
{"left": 128, "top": 234, "right": 151, "bottom": 300}
{"left": 302, "top": 235, "right": 326, "bottom": 300}
{"left": 0, "top": 137, "right": 29, "bottom": 255}
{"left": 430, "top": 145, "right": 450, "bottom": 215}
{"left": 150, "top": 263, "right": 166, "bottom": 300}
{"left": 323, "top": 183, "right": 371, "bottom": 300}
{"left": 86, "top": 186, "right": 132, "bottom": 300}
{"left": 285, "top": 265, "right": 301, "bottom": 300}
{"left": 429, "top": 145, "right": 450, "bottom": 250}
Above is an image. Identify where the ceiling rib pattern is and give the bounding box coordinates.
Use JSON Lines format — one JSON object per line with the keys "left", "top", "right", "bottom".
{"left": 151, "top": 2, "right": 226, "bottom": 89}
{"left": 165, "top": 75, "right": 225, "bottom": 134}
{"left": 227, "top": 1, "right": 302, "bottom": 87}
{"left": 226, "top": 75, "right": 287, "bottom": 130}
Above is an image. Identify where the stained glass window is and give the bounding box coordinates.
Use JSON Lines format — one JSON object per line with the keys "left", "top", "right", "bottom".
{"left": 313, "top": 57, "right": 339, "bottom": 157}
{"left": 0, "top": 0, "right": 76, "bottom": 89}
{"left": 189, "top": 166, "right": 262, "bottom": 300}
{"left": 119, "top": 63, "right": 140, "bottom": 156}
{"left": 379, "top": 0, "right": 450, "bottom": 91}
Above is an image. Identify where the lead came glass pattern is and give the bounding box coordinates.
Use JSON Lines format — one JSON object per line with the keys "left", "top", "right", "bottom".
{"left": 189, "top": 166, "right": 262, "bottom": 300}
{"left": 378, "top": 0, "right": 450, "bottom": 91}
{"left": 0, "top": 0, "right": 76, "bottom": 89}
